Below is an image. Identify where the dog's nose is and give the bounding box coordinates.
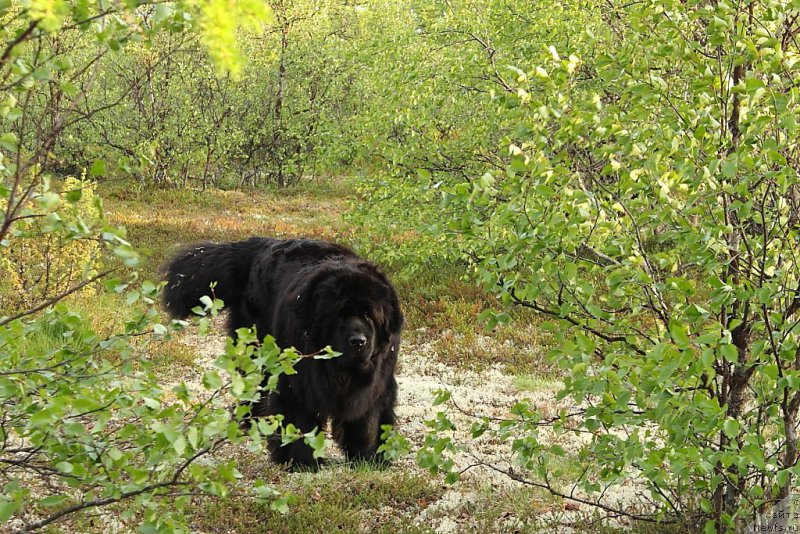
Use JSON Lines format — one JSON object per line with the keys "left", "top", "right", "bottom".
{"left": 349, "top": 334, "right": 367, "bottom": 348}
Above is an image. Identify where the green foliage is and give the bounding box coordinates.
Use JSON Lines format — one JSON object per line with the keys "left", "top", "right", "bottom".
{"left": 0, "top": 0, "right": 272, "bottom": 196}
{"left": 377, "top": 424, "right": 411, "bottom": 463}
{"left": 351, "top": 0, "right": 800, "bottom": 530}
{"left": 50, "top": 1, "right": 379, "bottom": 188}
{"left": 347, "top": 0, "right": 595, "bottom": 273}
{"left": 417, "top": 410, "right": 460, "bottom": 485}
{"left": 0, "top": 286, "right": 324, "bottom": 531}
{"left": 0, "top": 176, "right": 102, "bottom": 309}
{"left": 0, "top": 1, "right": 345, "bottom": 531}
{"left": 197, "top": 0, "right": 273, "bottom": 77}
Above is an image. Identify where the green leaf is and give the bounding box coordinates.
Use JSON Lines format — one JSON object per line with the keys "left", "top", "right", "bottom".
{"left": 60, "top": 81, "right": 78, "bottom": 98}
{"left": 142, "top": 397, "right": 161, "bottom": 410}
{"left": 172, "top": 435, "right": 186, "bottom": 455}
{"left": 188, "top": 427, "right": 199, "bottom": 450}
{"left": 32, "top": 67, "right": 52, "bottom": 81}
{"left": 4, "top": 107, "right": 22, "bottom": 121}
{"left": 720, "top": 344, "right": 739, "bottom": 363}
{"left": 669, "top": 320, "right": 690, "bottom": 348}
{"left": 0, "top": 500, "right": 19, "bottom": 522}
{"left": 444, "top": 471, "right": 460, "bottom": 484}
{"left": 56, "top": 461, "right": 74, "bottom": 474}
{"left": 304, "top": 431, "right": 327, "bottom": 459}
{"left": 723, "top": 419, "right": 741, "bottom": 439}
{"left": 89, "top": 159, "right": 107, "bottom": 177}
{"left": 202, "top": 371, "right": 222, "bottom": 390}
{"left": 432, "top": 389, "right": 451, "bottom": 406}
{"left": 38, "top": 495, "right": 67, "bottom": 508}
{"left": 30, "top": 408, "right": 58, "bottom": 426}
{"left": 270, "top": 495, "right": 292, "bottom": 514}
{"left": 153, "top": 3, "right": 175, "bottom": 23}
{"left": 762, "top": 364, "right": 779, "bottom": 381}
{"left": 0, "top": 132, "right": 19, "bottom": 152}
{"left": 65, "top": 188, "right": 82, "bottom": 202}
{"left": 721, "top": 159, "right": 737, "bottom": 178}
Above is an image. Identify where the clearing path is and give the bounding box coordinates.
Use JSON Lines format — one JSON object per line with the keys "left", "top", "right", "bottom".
{"left": 170, "top": 327, "right": 617, "bottom": 533}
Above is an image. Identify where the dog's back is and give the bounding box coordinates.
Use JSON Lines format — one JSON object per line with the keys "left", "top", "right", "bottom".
{"left": 270, "top": 238, "right": 356, "bottom": 263}
{"left": 161, "top": 237, "right": 275, "bottom": 318}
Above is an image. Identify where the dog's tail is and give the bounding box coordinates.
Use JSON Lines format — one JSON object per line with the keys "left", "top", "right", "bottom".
{"left": 161, "top": 237, "right": 272, "bottom": 318}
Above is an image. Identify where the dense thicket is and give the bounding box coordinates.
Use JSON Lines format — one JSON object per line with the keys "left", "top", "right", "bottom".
{"left": 359, "top": 1, "right": 800, "bottom": 533}
{"left": 40, "top": 1, "right": 403, "bottom": 188}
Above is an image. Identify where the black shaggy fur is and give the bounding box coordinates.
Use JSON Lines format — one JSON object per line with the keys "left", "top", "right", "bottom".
{"left": 162, "top": 237, "right": 403, "bottom": 467}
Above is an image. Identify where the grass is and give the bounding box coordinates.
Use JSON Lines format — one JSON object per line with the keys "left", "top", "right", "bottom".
{"left": 445, "top": 480, "right": 701, "bottom": 533}
{"left": 373, "top": 256, "right": 557, "bottom": 375}
{"left": 426, "top": 484, "right": 554, "bottom": 533}
{"left": 147, "top": 337, "right": 197, "bottom": 372}
{"left": 101, "top": 180, "right": 355, "bottom": 281}
{"left": 0, "top": 289, "right": 134, "bottom": 367}
{"left": 193, "top": 466, "right": 441, "bottom": 534}
{"left": 512, "top": 373, "right": 563, "bottom": 393}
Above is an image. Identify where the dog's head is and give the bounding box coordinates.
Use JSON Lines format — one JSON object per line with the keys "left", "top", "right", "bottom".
{"left": 294, "top": 260, "right": 403, "bottom": 371}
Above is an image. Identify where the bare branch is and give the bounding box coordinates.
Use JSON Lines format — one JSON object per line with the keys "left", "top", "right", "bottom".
{"left": 0, "top": 268, "right": 117, "bottom": 327}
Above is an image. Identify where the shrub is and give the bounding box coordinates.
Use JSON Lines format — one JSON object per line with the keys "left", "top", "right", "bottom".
{"left": 0, "top": 176, "right": 102, "bottom": 310}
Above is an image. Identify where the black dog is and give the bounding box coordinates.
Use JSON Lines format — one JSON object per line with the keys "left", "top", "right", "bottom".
{"left": 162, "top": 237, "right": 403, "bottom": 467}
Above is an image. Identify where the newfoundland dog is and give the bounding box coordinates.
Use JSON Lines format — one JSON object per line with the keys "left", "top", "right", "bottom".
{"left": 162, "top": 237, "right": 403, "bottom": 468}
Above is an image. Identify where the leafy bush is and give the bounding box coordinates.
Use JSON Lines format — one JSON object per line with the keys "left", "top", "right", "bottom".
{"left": 0, "top": 2, "right": 326, "bottom": 531}
{"left": 0, "top": 176, "right": 102, "bottom": 309}
{"left": 354, "top": 0, "right": 800, "bottom": 532}
{"left": 0, "top": 286, "right": 321, "bottom": 531}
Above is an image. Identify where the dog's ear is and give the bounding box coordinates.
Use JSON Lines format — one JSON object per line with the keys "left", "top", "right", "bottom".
{"left": 353, "top": 261, "right": 403, "bottom": 341}
{"left": 292, "top": 265, "right": 337, "bottom": 323}
{"left": 378, "top": 283, "right": 404, "bottom": 342}
{"left": 384, "top": 300, "right": 404, "bottom": 340}
{"left": 378, "top": 296, "right": 403, "bottom": 363}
